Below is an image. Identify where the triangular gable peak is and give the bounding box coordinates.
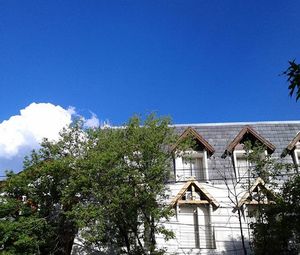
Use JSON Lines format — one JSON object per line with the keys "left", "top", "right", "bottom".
{"left": 286, "top": 132, "right": 300, "bottom": 151}
{"left": 172, "top": 127, "right": 215, "bottom": 155}
{"left": 234, "top": 177, "right": 275, "bottom": 212}
{"left": 170, "top": 178, "right": 219, "bottom": 209}
{"left": 225, "top": 125, "right": 275, "bottom": 156}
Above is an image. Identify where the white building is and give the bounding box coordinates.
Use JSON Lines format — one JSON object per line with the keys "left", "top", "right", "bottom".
{"left": 71, "top": 121, "right": 300, "bottom": 255}
{"left": 155, "top": 121, "right": 300, "bottom": 254}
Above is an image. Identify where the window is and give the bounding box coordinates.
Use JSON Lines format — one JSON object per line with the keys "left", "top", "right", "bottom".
{"left": 175, "top": 150, "right": 208, "bottom": 182}
{"left": 182, "top": 157, "right": 203, "bottom": 180}
{"left": 179, "top": 206, "right": 199, "bottom": 248}
{"left": 293, "top": 142, "right": 300, "bottom": 166}
{"left": 293, "top": 150, "right": 300, "bottom": 165}
{"left": 172, "top": 127, "right": 214, "bottom": 182}
{"left": 171, "top": 180, "right": 218, "bottom": 249}
{"left": 234, "top": 151, "right": 251, "bottom": 181}
{"left": 233, "top": 150, "right": 267, "bottom": 181}
{"left": 226, "top": 126, "right": 275, "bottom": 181}
{"left": 178, "top": 205, "right": 215, "bottom": 249}
{"left": 293, "top": 149, "right": 300, "bottom": 173}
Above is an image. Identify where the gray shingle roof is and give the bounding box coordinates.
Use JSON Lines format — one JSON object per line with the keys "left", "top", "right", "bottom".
{"left": 172, "top": 121, "right": 300, "bottom": 183}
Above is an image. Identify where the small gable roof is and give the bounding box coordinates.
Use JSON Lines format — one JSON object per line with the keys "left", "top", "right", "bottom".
{"left": 170, "top": 178, "right": 219, "bottom": 209}
{"left": 234, "top": 177, "right": 275, "bottom": 212}
{"left": 286, "top": 132, "right": 300, "bottom": 151}
{"left": 225, "top": 125, "right": 276, "bottom": 155}
{"left": 172, "top": 127, "right": 215, "bottom": 155}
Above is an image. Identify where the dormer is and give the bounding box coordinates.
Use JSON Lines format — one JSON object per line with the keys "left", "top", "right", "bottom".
{"left": 171, "top": 178, "right": 218, "bottom": 249}
{"left": 224, "top": 126, "right": 275, "bottom": 180}
{"left": 170, "top": 178, "right": 219, "bottom": 209}
{"left": 172, "top": 127, "right": 214, "bottom": 182}
{"left": 234, "top": 177, "right": 275, "bottom": 215}
{"left": 285, "top": 132, "right": 300, "bottom": 167}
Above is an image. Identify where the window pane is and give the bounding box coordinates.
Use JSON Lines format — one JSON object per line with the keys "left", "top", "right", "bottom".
{"left": 236, "top": 156, "right": 250, "bottom": 179}
{"left": 182, "top": 157, "right": 204, "bottom": 180}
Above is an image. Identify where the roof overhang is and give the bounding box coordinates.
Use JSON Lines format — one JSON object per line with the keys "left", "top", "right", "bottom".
{"left": 171, "top": 127, "right": 215, "bottom": 155}
{"left": 225, "top": 125, "right": 275, "bottom": 156}
{"left": 233, "top": 177, "right": 276, "bottom": 213}
{"left": 170, "top": 178, "right": 219, "bottom": 210}
{"left": 286, "top": 132, "right": 300, "bottom": 151}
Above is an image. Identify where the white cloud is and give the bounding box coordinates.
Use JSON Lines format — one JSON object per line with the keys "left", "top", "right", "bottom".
{"left": 0, "top": 103, "right": 73, "bottom": 159}
{"left": 84, "top": 112, "right": 100, "bottom": 128}
{"left": 67, "top": 106, "right": 77, "bottom": 115}
{"left": 0, "top": 103, "right": 101, "bottom": 175}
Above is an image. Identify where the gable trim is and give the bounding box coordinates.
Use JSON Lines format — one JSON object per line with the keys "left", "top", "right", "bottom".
{"left": 225, "top": 125, "right": 276, "bottom": 155}
{"left": 286, "top": 132, "right": 300, "bottom": 151}
{"left": 234, "top": 177, "right": 275, "bottom": 212}
{"left": 170, "top": 178, "right": 219, "bottom": 209}
{"left": 172, "top": 127, "right": 215, "bottom": 154}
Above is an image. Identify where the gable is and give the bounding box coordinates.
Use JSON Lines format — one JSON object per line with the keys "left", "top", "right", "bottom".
{"left": 170, "top": 178, "right": 219, "bottom": 209}
{"left": 234, "top": 177, "right": 275, "bottom": 212}
{"left": 225, "top": 125, "right": 276, "bottom": 156}
{"left": 286, "top": 131, "right": 300, "bottom": 151}
{"left": 172, "top": 127, "right": 215, "bottom": 155}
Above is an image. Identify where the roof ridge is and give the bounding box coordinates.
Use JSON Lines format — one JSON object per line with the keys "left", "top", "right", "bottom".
{"left": 171, "top": 120, "right": 300, "bottom": 127}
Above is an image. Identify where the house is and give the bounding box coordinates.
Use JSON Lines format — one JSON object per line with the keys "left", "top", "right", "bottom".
{"left": 154, "top": 121, "right": 300, "bottom": 254}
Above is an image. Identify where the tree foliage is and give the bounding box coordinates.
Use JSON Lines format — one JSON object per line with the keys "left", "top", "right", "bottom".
{"left": 250, "top": 174, "right": 300, "bottom": 255}
{"left": 0, "top": 122, "right": 85, "bottom": 254}
{"left": 69, "top": 114, "right": 176, "bottom": 254}
{"left": 242, "top": 142, "right": 300, "bottom": 254}
{"left": 284, "top": 60, "right": 300, "bottom": 101}
{"left": 247, "top": 63, "right": 300, "bottom": 253}
{"left": 0, "top": 114, "right": 177, "bottom": 255}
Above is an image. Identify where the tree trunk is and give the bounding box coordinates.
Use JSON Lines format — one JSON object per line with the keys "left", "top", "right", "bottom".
{"left": 150, "top": 217, "right": 156, "bottom": 254}
{"left": 237, "top": 209, "right": 248, "bottom": 255}
{"left": 54, "top": 215, "right": 77, "bottom": 255}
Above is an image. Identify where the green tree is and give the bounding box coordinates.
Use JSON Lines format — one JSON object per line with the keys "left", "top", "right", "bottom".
{"left": 0, "top": 122, "right": 86, "bottom": 254}
{"left": 248, "top": 62, "right": 300, "bottom": 253}
{"left": 284, "top": 60, "right": 300, "bottom": 101}
{"left": 0, "top": 114, "right": 178, "bottom": 255}
{"left": 248, "top": 60, "right": 300, "bottom": 253}
{"left": 242, "top": 142, "right": 300, "bottom": 254}
{"left": 68, "top": 114, "right": 177, "bottom": 255}
{"left": 218, "top": 141, "right": 278, "bottom": 255}
{"left": 250, "top": 175, "right": 300, "bottom": 255}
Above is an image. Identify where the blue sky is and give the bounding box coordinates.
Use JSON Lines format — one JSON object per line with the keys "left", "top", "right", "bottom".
{"left": 0, "top": 1, "right": 300, "bottom": 175}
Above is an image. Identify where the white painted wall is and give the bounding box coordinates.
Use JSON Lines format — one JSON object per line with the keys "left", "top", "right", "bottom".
{"left": 156, "top": 180, "right": 252, "bottom": 254}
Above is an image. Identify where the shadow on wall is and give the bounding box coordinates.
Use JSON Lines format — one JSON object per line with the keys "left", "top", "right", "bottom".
{"left": 71, "top": 237, "right": 117, "bottom": 255}
{"left": 222, "top": 237, "right": 251, "bottom": 255}
{"left": 71, "top": 236, "right": 252, "bottom": 255}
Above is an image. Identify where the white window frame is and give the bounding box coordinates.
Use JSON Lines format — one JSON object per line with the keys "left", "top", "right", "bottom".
{"left": 233, "top": 149, "right": 267, "bottom": 180}
{"left": 293, "top": 149, "right": 300, "bottom": 165}
{"left": 177, "top": 205, "right": 215, "bottom": 249}
{"left": 233, "top": 150, "right": 249, "bottom": 180}
{"left": 175, "top": 149, "right": 208, "bottom": 182}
